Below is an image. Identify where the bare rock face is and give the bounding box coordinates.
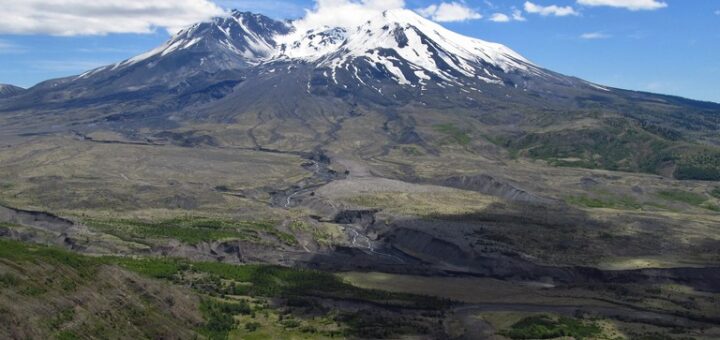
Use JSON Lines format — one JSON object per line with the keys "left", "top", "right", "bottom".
{"left": 0, "top": 205, "right": 74, "bottom": 233}
{"left": 441, "top": 174, "right": 555, "bottom": 205}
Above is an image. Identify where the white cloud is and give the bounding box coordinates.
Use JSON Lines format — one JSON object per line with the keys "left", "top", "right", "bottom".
{"left": 417, "top": 2, "right": 483, "bottom": 22}
{"left": 0, "top": 0, "right": 225, "bottom": 36}
{"left": 292, "top": 0, "right": 405, "bottom": 33}
{"left": 489, "top": 13, "right": 510, "bottom": 22}
{"left": 580, "top": 32, "right": 611, "bottom": 39}
{"left": 512, "top": 8, "right": 527, "bottom": 21}
{"left": 524, "top": 1, "right": 579, "bottom": 17}
{"left": 577, "top": 0, "right": 667, "bottom": 11}
{"left": 489, "top": 8, "right": 526, "bottom": 23}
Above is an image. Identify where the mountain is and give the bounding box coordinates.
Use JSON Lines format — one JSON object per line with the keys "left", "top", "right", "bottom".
{"left": 73, "top": 11, "right": 291, "bottom": 87}
{"left": 0, "top": 84, "right": 24, "bottom": 99}
{"left": 0, "top": 9, "right": 719, "bottom": 179}
{"left": 1, "top": 9, "right": 720, "bottom": 339}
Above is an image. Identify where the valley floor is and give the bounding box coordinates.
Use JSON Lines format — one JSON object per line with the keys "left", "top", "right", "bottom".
{"left": 1, "top": 132, "right": 719, "bottom": 339}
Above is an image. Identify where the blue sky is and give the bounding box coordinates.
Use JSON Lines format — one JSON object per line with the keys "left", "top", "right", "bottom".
{"left": 0, "top": 0, "right": 718, "bottom": 102}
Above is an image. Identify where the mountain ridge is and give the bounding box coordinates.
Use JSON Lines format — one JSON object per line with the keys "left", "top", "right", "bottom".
{"left": 0, "top": 84, "right": 24, "bottom": 99}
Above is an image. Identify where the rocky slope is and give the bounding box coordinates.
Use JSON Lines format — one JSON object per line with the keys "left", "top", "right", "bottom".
{"left": 0, "top": 84, "right": 24, "bottom": 99}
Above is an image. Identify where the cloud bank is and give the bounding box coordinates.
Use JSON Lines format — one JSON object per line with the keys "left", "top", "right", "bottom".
{"left": 524, "top": 1, "right": 579, "bottom": 17}
{"left": 489, "top": 13, "right": 510, "bottom": 22}
{"left": 417, "top": 2, "right": 483, "bottom": 22}
{"left": 0, "top": 0, "right": 673, "bottom": 37}
{"left": 291, "top": 0, "right": 404, "bottom": 33}
{"left": 0, "top": 0, "right": 225, "bottom": 36}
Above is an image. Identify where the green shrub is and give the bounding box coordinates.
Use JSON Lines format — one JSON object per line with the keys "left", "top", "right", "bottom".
{"left": 566, "top": 194, "right": 642, "bottom": 210}
{"left": 55, "top": 331, "right": 79, "bottom": 340}
{"left": 200, "top": 300, "right": 241, "bottom": 339}
{"left": 710, "top": 187, "right": 720, "bottom": 199}
{"left": 434, "top": 124, "right": 471, "bottom": 145}
{"left": 245, "top": 322, "right": 261, "bottom": 332}
{"left": 675, "top": 151, "right": 720, "bottom": 181}
{"left": 657, "top": 190, "right": 708, "bottom": 206}
{"left": 86, "top": 217, "right": 296, "bottom": 246}
{"left": 0, "top": 273, "right": 19, "bottom": 287}
{"left": 500, "top": 315, "right": 601, "bottom": 339}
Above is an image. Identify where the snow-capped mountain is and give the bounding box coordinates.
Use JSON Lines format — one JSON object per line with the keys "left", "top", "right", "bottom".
{"left": 3, "top": 7, "right": 715, "bottom": 140}
{"left": 61, "top": 11, "right": 291, "bottom": 89}
{"left": 61, "top": 8, "right": 567, "bottom": 92}
{"left": 113, "top": 10, "right": 290, "bottom": 70}
{"left": 275, "top": 9, "right": 544, "bottom": 86}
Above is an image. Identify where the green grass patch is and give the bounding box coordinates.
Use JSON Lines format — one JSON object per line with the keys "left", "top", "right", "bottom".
{"left": 674, "top": 150, "right": 720, "bottom": 181}
{"left": 701, "top": 203, "right": 720, "bottom": 212}
{"left": 504, "top": 119, "right": 720, "bottom": 180}
{"left": 111, "top": 257, "right": 187, "bottom": 280}
{"left": 710, "top": 187, "right": 720, "bottom": 199}
{"left": 86, "top": 217, "right": 296, "bottom": 246}
{"left": 199, "top": 299, "right": 251, "bottom": 339}
{"left": 55, "top": 331, "right": 80, "bottom": 340}
{"left": 566, "top": 194, "right": 642, "bottom": 210}
{"left": 657, "top": 190, "right": 708, "bottom": 206}
{"left": 434, "top": 124, "right": 471, "bottom": 145}
{"left": 499, "top": 315, "right": 601, "bottom": 339}
{"left": 0, "top": 221, "right": 20, "bottom": 229}
{"left": 0, "top": 273, "right": 20, "bottom": 287}
{"left": 0, "top": 239, "right": 99, "bottom": 278}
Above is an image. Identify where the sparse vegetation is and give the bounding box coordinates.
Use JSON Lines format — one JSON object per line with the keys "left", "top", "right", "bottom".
{"left": 434, "top": 123, "right": 471, "bottom": 145}
{"left": 199, "top": 299, "right": 250, "bottom": 339}
{"left": 657, "top": 190, "right": 708, "bottom": 206}
{"left": 505, "top": 119, "right": 720, "bottom": 180}
{"left": 499, "top": 315, "right": 602, "bottom": 339}
{"left": 0, "top": 239, "right": 453, "bottom": 339}
{"left": 0, "top": 239, "right": 203, "bottom": 339}
{"left": 710, "top": 187, "right": 720, "bottom": 199}
{"left": 674, "top": 150, "right": 720, "bottom": 181}
{"left": 566, "top": 194, "right": 642, "bottom": 210}
{"left": 86, "top": 217, "right": 297, "bottom": 246}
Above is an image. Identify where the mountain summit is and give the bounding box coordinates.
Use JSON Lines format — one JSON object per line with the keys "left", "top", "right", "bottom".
{"left": 274, "top": 9, "right": 543, "bottom": 87}
{"left": 39, "top": 8, "right": 583, "bottom": 95}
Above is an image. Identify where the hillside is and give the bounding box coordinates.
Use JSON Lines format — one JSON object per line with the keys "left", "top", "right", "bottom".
{"left": 0, "top": 84, "right": 24, "bottom": 99}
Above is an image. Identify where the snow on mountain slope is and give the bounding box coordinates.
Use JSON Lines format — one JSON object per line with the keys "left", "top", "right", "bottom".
{"left": 275, "top": 8, "right": 540, "bottom": 86}
{"left": 74, "top": 11, "right": 291, "bottom": 83}
{"left": 69, "top": 8, "right": 548, "bottom": 91}
{"left": 120, "top": 10, "right": 288, "bottom": 68}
